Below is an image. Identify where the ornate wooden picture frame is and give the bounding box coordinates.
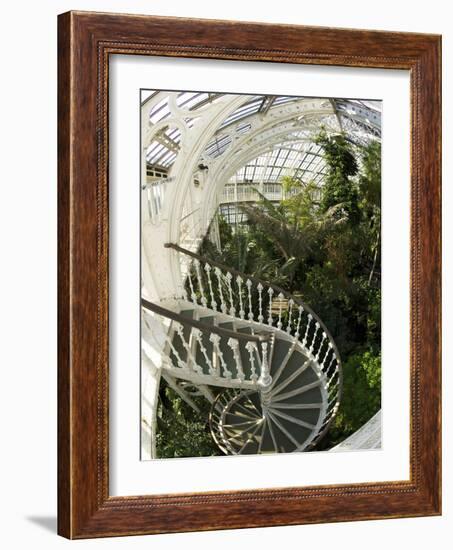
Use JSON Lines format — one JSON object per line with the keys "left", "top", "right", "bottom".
{"left": 58, "top": 11, "right": 441, "bottom": 539}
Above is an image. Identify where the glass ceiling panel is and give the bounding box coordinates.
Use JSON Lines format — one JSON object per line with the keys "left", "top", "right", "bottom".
{"left": 227, "top": 140, "right": 329, "bottom": 185}
{"left": 218, "top": 96, "right": 264, "bottom": 129}
{"left": 143, "top": 90, "right": 381, "bottom": 180}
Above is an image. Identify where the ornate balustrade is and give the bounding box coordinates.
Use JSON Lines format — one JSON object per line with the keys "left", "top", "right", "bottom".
{"left": 141, "top": 298, "right": 272, "bottom": 389}
{"left": 164, "top": 242, "right": 342, "bottom": 442}
{"left": 219, "top": 182, "right": 301, "bottom": 204}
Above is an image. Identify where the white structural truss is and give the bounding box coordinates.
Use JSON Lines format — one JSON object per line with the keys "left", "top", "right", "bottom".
{"left": 140, "top": 91, "right": 382, "bottom": 459}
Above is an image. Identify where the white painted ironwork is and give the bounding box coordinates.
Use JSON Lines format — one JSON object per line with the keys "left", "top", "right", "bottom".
{"left": 140, "top": 90, "right": 381, "bottom": 457}
{"left": 194, "top": 259, "right": 207, "bottom": 307}
{"left": 246, "top": 279, "right": 254, "bottom": 321}
{"left": 227, "top": 338, "right": 245, "bottom": 382}
{"left": 160, "top": 243, "right": 343, "bottom": 451}
{"left": 236, "top": 275, "right": 245, "bottom": 320}
{"left": 209, "top": 333, "right": 232, "bottom": 379}
{"left": 204, "top": 263, "right": 217, "bottom": 311}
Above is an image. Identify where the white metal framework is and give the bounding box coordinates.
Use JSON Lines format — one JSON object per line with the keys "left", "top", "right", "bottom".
{"left": 140, "top": 90, "right": 381, "bottom": 459}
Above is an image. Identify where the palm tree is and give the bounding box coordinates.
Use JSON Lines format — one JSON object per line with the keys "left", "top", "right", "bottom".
{"left": 239, "top": 181, "right": 347, "bottom": 288}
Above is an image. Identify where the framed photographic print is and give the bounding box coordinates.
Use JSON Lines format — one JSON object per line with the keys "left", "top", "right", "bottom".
{"left": 58, "top": 11, "right": 441, "bottom": 538}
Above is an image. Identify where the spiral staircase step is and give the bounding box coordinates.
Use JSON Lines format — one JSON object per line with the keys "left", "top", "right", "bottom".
{"left": 269, "top": 339, "right": 292, "bottom": 379}
{"left": 236, "top": 326, "right": 253, "bottom": 334}
{"left": 209, "top": 338, "right": 326, "bottom": 454}
{"left": 217, "top": 321, "right": 235, "bottom": 330}
{"left": 179, "top": 308, "right": 195, "bottom": 318}
{"left": 266, "top": 409, "right": 311, "bottom": 452}
{"left": 270, "top": 354, "right": 317, "bottom": 396}
{"left": 259, "top": 418, "right": 277, "bottom": 453}
{"left": 152, "top": 286, "right": 339, "bottom": 455}
{"left": 197, "top": 314, "right": 216, "bottom": 325}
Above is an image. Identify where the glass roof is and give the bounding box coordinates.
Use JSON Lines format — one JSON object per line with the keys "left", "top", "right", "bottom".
{"left": 142, "top": 91, "right": 381, "bottom": 186}
{"left": 229, "top": 142, "right": 327, "bottom": 185}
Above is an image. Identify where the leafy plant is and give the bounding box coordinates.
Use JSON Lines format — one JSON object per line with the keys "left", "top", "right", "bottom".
{"left": 159, "top": 134, "right": 382, "bottom": 454}
{"left": 156, "top": 380, "right": 220, "bottom": 458}
{"left": 321, "top": 350, "right": 381, "bottom": 448}
{"left": 202, "top": 135, "right": 382, "bottom": 448}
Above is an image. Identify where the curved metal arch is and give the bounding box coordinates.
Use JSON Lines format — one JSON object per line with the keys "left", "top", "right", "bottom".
{"left": 143, "top": 93, "right": 381, "bottom": 172}
{"left": 200, "top": 131, "right": 330, "bottom": 225}
{"left": 141, "top": 91, "right": 381, "bottom": 301}
{"left": 198, "top": 106, "right": 380, "bottom": 226}
{"left": 195, "top": 103, "right": 341, "bottom": 225}
{"left": 142, "top": 94, "right": 255, "bottom": 301}
{"left": 142, "top": 91, "right": 234, "bottom": 150}
{"left": 200, "top": 98, "right": 337, "bottom": 166}
{"left": 200, "top": 96, "right": 380, "bottom": 168}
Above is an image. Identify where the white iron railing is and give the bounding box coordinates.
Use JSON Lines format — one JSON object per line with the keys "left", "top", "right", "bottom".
{"left": 164, "top": 242, "right": 342, "bottom": 444}
{"left": 219, "top": 183, "right": 302, "bottom": 204}
{"left": 141, "top": 298, "right": 272, "bottom": 390}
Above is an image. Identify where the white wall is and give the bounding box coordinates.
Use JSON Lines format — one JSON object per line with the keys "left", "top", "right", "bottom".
{"left": 0, "top": 0, "right": 450, "bottom": 548}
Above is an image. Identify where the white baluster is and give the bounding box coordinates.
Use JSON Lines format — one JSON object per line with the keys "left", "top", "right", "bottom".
{"left": 192, "top": 328, "right": 215, "bottom": 376}
{"left": 225, "top": 272, "right": 236, "bottom": 317}
{"left": 286, "top": 298, "right": 294, "bottom": 334}
{"left": 277, "top": 292, "right": 284, "bottom": 329}
{"left": 246, "top": 279, "right": 254, "bottom": 321}
{"left": 302, "top": 314, "right": 313, "bottom": 348}
{"left": 258, "top": 341, "right": 272, "bottom": 388}
{"left": 165, "top": 333, "right": 186, "bottom": 369}
{"left": 204, "top": 263, "right": 217, "bottom": 311}
{"left": 194, "top": 259, "right": 207, "bottom": 308}
{"left": 310, "top": 322, "right": 321, "bottom": 354}
{"left": 295, "top": 305, "right": 304, "bottom": 338}
{"left": 324, "top": 355, "right": 337, "bottom": 379}
{"left": 209, "top": 333, "right": 232, "bottom": 378}
{"left": 187, "top": 269, "right": 197, "bottom": 304}
{"left": 320, "top": 341, "right": 334, "bottom": 369}
{"left": 245, "top": 341, "right": 258, "bottom": 382}
{"left": 257, "top": 282, "right": 264, "bottom": 323}
{"left": 326, "top": 361, "right": 339, "bottom": 388}
{"left": 214, "top": 267, "right": 227, "bottom": 314}
{"left": 227, "top": 338, "right": 244, "bottom": 382}
{"left": 174, "top": 323, "right": 203, "bottom": 374}
{"left": 237, "top": 275, "right": 245, "bottom": 320}
{"left": 267, "top": 287, "right": 274, "bottom": 326}
{"left": 315, "top": 333, "right": 328, "bottom": 363}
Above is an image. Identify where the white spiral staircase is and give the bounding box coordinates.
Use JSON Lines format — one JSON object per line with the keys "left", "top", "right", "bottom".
{"left": 141, "top": 242, "right": 342, "bottom": 455}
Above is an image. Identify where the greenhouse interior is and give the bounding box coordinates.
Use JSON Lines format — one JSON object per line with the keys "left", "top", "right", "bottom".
{"left": 141, "top": 91, "right": 382, "bottom": 459}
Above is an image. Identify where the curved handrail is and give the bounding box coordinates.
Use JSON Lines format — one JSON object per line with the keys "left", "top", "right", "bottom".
{"left": 164, "top": 242, "right": 342, "bottom": 365}
{"left": 141, "top": 298, "right": 271, "bottom": 344}
{"left": 164, "top": 241, "right": 343, "bottom": 446}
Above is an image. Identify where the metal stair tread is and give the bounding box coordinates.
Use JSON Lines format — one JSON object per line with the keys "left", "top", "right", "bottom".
{"left": 144, "top": 255, "right": 341, "bottom": 456}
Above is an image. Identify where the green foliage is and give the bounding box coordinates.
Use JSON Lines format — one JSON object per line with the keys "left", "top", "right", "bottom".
{"left": 202, "top": 135, "right": 382, "bottom": 449}
{"left": 281, "top": 174, "right": 303, "bottom": 194}
{"left": 326, "top": 350, "right": 381, "bottom": 446}
{"left": 160, "top": 134, "right": 382, "bottom": 455}
{"left": 315, "top": 131, "right": 360, "bottom": 224}
{"left": 156, "top": 380, "right": 221, "bottom": 458}
{"left": 359, "top": 140, "right": 381, "bottom": 210}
